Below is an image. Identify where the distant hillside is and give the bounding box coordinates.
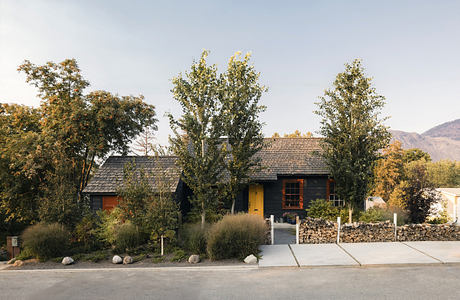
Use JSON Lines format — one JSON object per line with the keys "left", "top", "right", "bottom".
{"left": 390, "top": 119, "right": 460, "bottom": 161}
{"left": 422, "top": 119, "right": 460, "bottom": 141}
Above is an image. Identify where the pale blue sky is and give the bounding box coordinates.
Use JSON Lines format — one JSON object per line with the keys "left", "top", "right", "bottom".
{"left": 1, "top": 0, "right": 459, "bottom": 145}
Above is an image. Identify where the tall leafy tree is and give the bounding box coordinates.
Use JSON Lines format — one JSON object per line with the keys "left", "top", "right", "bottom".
{"left": 0, "top": 59, "right": 157, "bottom": 230}
{"left": 168, "top": 51, "right": 226, "bottom": 227}
{"left": 220, "top": 52, "right": 266, "bottom": 213}
{"left": 315, "top": 59, "right": 390, "bottom": 222}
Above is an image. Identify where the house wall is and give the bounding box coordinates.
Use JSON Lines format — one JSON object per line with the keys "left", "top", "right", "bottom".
{"left": 238, "top": 175, "right": 329, "bottom": 219}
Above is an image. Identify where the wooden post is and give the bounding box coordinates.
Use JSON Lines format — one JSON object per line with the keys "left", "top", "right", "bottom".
{"left": 270, "top": 215, "right": 274, "bottom": 245}
{"left": 296, "top": 216, "right": 300, "bottom": 244}
{"left": 161, "top": 235, "right": 164, "bottom": 256}
{"left": 337, "top": 217, "right": 341, "bottom": 244}
{"left": 394, "top": 213, "right": 397, "bottom": 241}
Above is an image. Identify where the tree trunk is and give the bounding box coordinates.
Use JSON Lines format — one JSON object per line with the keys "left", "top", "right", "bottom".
{"left": 231, "top": 199, "right": 235, "bottom": 215}
{"left": 160, "top": 235, "right": 164, "bottom": 256}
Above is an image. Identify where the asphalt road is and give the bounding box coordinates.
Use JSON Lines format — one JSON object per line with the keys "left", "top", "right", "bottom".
{"left": 1, "top": 265, "right": 459, "bottom": 300}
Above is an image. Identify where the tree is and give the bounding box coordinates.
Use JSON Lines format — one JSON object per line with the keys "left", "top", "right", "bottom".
{"left": 117, "top": 159, "right": 179, "bottom": 254}
{"left": 315, "top": 59, "right": 391, "bottom": 222}
{"left": 402, "top": 148, "right": 431, "bottom": 163}
{"left": 18, "top": 59, "right": 158, "bottom": 202}
{"left": 426, "top": 160, "right": 460, "bottom": 187}
{"left": 400, "top": 160, "right": 439, "bottom": 223}
{"left": 271, "top": 130, "right": 313, "bottom": 138}
{"left": 372, "top": 140, "right": 404, "bottom": 202}
{"left": 133, "top": 126, "right": 157, "bottom": 156}
{"left": 0, "top": 59, "right": 157, "bottom": 231}
{"left": 168, "top": 51, "right": 226, "bottom": 227}
{"left": 220, "top": 52, "right": 266, "bottom": 214}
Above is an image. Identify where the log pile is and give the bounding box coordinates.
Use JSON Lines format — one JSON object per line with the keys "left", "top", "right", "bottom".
{"left": 299, "top": 217, "right": 460, "bottom": 244}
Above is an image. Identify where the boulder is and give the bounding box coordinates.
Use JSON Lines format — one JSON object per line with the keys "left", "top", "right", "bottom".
{"left": 123, "top": 256, "right": 133, "bottom": 264}
{"left": 244, "top": 254, "right": 258, "bottom": 264}
{"left": 62, "top": 257, "right": 74, "bottom": 265}
{"left": 12, "top": 260, "right": 24, "bottom": 267}
{"left": 188, "top": 255, "right": 200, "bottom": 264}
{"left": 112, "top": 255, "right": 123, "bottom": 264}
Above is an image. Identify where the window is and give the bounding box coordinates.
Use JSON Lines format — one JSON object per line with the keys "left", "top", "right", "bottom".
{"left": 282, "top": 179, "right": 304, "bottom": 209}
{"left": 327, "top": 179, "right": 344, "bottom": 207}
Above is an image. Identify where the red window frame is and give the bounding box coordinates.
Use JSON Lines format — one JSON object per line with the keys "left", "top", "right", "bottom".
{"left": 282, "top": 179, "right": 304, "bottom": 209}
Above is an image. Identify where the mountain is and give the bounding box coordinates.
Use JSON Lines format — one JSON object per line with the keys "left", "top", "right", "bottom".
{"left": 390, "top": 119, "right": 460, "bottom": 161}
{"left": 422, "top": 119, "right": 460, "bottom": 141}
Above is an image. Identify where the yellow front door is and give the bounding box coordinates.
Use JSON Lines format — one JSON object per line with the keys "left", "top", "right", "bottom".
{"left": 248, "top": 184, "right": 264, "bottom": 217}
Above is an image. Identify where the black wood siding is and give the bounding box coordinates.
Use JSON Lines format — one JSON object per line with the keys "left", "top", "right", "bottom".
{"left": 234, "top": 175, "right": 329, "bottom": 219}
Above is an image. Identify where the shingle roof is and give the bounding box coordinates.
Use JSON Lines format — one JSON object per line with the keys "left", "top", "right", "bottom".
{"left": 250, "top": 138, "right": 329, "bottom": 181}
{"left": 83, "top": 156, "right": 181, "bottom": 194}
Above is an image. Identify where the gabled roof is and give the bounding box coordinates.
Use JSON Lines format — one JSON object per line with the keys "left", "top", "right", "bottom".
{"left": 83, "top": 156, "right": 181, "bottom": 194}
{"left": 436, "top": 188, "right": 460, "bottom": 196}
{"left": 250, "top": 138, "right": 329, "bottom": 181}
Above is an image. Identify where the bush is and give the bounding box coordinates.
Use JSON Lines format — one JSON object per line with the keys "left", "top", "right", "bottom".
{"left": 114, "top": 222, "right": 141, "bottom": 253}
{"left": 22, "top": 223, "right": 70, "bottom": 260}
{"left": 95, "top": 207, "right": 123, "bottom": 246}
{"left": 359, "top": 207, "right": 409, "bottom": 225}
{"left": 182, "top": 223, "right": 209, "bottom": 255}
{"left": 359, "top": 207, "right": 388, "bottom": 223}
{"left": 170, "top": 249, "right": 187, "bottom": 262}
{"left": 306, "top": 199, "right": 348, "bottom": 221}
{"left": 73, "top": 214, "right": 102, "bottom": 251}
{"left": 207, "top": 214, "right": 267, "bottom": 260}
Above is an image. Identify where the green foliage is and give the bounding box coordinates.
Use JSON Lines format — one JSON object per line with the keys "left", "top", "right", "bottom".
{"left": 182, "top": 223, "right": 209, "bottom": 255}
{"left": 152, "top": 254, "right": 165, "bottom": 263}
{"left": 170, "top": 249, "right": 187, "bottom": 262}
{"left": 220, "top": 52, "right": 267, "bottom": 213}
{"left": 117, "top": 160, "right": 179, "bottom": 247}
{"left": 168, "top": 50, "right": 227, "bottom": 225}
{"left": 206, "top": 214, "right": 267, "bottom": 260}
{"left": 306, "top": 199, "right": 348, "bottom": 221}
{"left": 114, "top": 222, "right": 141, "bottom": 253}
{"left": 133, "top": 253, "right": 146, "bottom": 263}
{"left": 358, "top": 207, "right": 390, "bottom": 223}
{"left": 0, "top": 58, "right": 157, "bottom": 232}
{"left": 426, "top": 160, "right": 460, "bottom": 187}
{"left": 73, "top": 214, "right": 102, "bottom": 251}
{"left": 315, "top": 59, "right": 391, "bottom": 213}
{"left": 95, "top": 207, "right": 123, "bottom": 246}
{"left": 402, "top": 148, "right": 431, "bottom": 163}
{"left": 401, "top": 160, "right": 439, "bottom": 223}
{"left": 15, "top": 247, "right": 34, "bottom": 261}
{"left": 81, "top": 250, "right": 110, "bottom": 262}
{"left": 21, "top": 223, "right": 70, "bottom": 260}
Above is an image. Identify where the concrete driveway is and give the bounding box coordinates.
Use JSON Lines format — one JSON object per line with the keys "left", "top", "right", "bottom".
{"left": 259, "top": 241, "right": 460, "bottom": 267}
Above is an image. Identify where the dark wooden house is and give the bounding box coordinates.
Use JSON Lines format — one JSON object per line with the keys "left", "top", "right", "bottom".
{"left": 83, "top": 156, "right": 189, "bottom": 213}
{"left": 234, "top": 138, "right": 339, "bottom": 219}
{"left": 84, "top": 138, "right": 338, "bottom": 219}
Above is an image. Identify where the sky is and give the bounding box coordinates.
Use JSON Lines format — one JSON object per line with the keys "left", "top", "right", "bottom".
{"left": 1, "top": 0, "right": 459, "bottom": 146}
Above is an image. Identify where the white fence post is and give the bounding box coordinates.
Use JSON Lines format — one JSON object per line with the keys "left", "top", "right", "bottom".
{"left": 394, "top": 213, "right": 397, "bottom": 241}
{"left": 296, "top": 216, "right": 300, "bottom": 244}
{"left": 270, "top": 215, "right": 275, "bottom": 245}
{"left": 336, "top": 217, "right": 341, "bottom": 244}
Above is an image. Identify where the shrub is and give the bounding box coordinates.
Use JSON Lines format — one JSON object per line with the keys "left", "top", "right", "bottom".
{"left": 15, "top": 247, "right": 34, "bottom": 261}
{"left": 170, "top": 249, "right": 187, "bottom": 262}
{"left": 306, "top": 199, "right": 348, "bottom": 221}
{"left": 95, "top": 207, "right": 123, "bottom": 246}
{"left": 359, "top": 207, "right": 388, "bottom": 223}
{"left": 114, "top": 222, "right": 141, "bottom": 253}
{"left": 22, "top": 223, "right": 70, "bottom": 260}
{"left": 358, "top": 207, "right": 409, "bottom": 225}
{"left": 182, "top": 223, "right": 209, "bottom": 255}
{"left": 83, "top": 250, "right": 109, "bottom": 262}
{"left": 207, "top": 214, "right": 267, "bottom": 260}
{"left": 73, "top": 214, "right": 102, "bottom": 251}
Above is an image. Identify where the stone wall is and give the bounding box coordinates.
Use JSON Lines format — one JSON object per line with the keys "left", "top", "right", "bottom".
{"left": 299, "top": 217, "right": 460, "bottom": 244}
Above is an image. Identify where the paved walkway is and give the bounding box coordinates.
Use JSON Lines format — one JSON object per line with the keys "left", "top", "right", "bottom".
{"left": 259, "top": 241, "right": 460, "bottom": 267}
